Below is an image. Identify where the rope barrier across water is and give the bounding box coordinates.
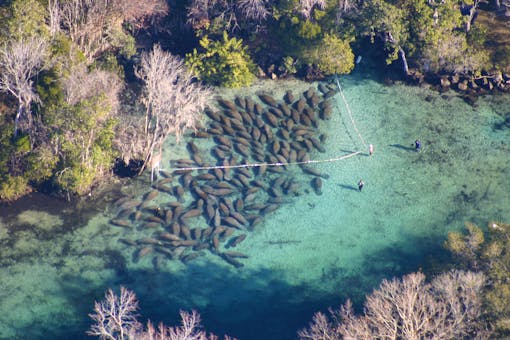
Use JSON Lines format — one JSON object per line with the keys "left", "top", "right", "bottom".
{"left": 334, "top": 76, "right": 368, "bottom": 149}
{"left": 162, "top": 79, "right": 370, "bottom": 173}
{"left": 166, "top": 151, "right": 362, "bottom": 172}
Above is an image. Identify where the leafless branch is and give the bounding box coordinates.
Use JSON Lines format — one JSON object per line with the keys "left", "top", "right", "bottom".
{"left": 89, "top": 288, "right": 234, "bottom": 340}
{"left": 88, "top": 287, "right": 142, "bottom": 340}
{"left": 0, "top": 37, "right": 48, "bottom": 136}
{"left": 299, "top": 270, "right": 487, "bottom": 340}
{"left": 299, "top": 0, "right": 327, "bottom": 20}
{"left": 58, "top": 0, "right": 168, "bottom": 62}
{"left": 238, "top": 0, "right": 270, "bottom": 22}
{"left": 133, "top": 44, "right": 212, "bottom": 173}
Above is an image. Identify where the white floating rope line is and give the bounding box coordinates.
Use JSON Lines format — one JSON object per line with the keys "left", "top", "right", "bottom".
{"left": 334, "top": 76, "right": 368, "bottom": 149}
{"left": 166, "top": 151, "right": 362, "bottom": 172}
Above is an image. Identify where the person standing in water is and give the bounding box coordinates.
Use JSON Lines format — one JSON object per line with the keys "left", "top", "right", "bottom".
{"left": 358, "top": 179, "right": 364, "bottom": 192}
{"left": 414, "top": 139, "right": 422, "bottom": 152}
{"left": 369, "top": 144, "right": 374, "bottom": 156}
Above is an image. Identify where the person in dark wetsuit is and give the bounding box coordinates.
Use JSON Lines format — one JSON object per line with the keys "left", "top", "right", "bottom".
{"left": 358, "top": 179, "right": 364, "bottom": 192}
{"left": 414, "top": 139, "right": 422, "bottom": 152}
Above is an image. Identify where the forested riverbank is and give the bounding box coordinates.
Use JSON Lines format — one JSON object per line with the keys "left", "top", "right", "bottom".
{"left": 1, "top": 0, "right": 510, "bottom": 201}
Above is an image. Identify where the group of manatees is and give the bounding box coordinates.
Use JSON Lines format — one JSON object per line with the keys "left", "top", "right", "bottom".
{"left": 111, "top": 83, "right": 338, "bottom": 269}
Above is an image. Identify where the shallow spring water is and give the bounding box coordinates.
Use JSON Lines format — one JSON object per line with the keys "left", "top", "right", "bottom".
{"left": 0, "top": 72, "right": 509, "bottom": 340}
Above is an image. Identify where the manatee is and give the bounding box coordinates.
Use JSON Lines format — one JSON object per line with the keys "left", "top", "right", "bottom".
{"left": 119, "top": 238, "right": 137, "bottom": 246}
{"left": 311, "top": 177, "right": 323, "bottom": 195}
{"left": 261, "top": 203, "right": 280, "bottom": 215}
{"left": 170, "top": 222, "right": 181, "bottom": 236}
{"left": 192, "top": 130, "right": 210, "bottom": 138}
{"left": 279, "top": 103, "right": 291, "bottom": 117}
{"left": 211, "top": 234, "right": 220, "bottom": 251}
{"left": 234, "top": 198, "right": 244, "bottom": 212}
{"left": 158, "top": 232, "right": 181, "bottom": 242}
{"left": 223, "top": 251, "right": 249, "bottom": 258}
{"left": 245, "top": 97, "right": 255, "bottom": 113}
{"left": 226, "top": 234, "right": 247, "bottom": 248}
{"left": 208, "top": 127, "right": 223, "bottom": 135}
{"left": 324, "top": 89, "right": 337, "bottom": 99}
{"left": 254, "top": 103, "right": 265, "bottom": 116}
{"left": 217, "top": 98, "right": 237, "bottom": 110}
{"left": 235, "top": 144, "right": 250, "bottom": 157}
{"left": 136, "top": 246, "right": 154, "bottom": 260}
{"left": 224, "top": 109, "right": 243, "bottom": 121}
{"left": 173, "top": 186, "right": 186, "bottom": 202}
{"left": 320, "top": 106, "right": 332, "bottom": 120}
{"left": 220, "top": 253, "right": 244, "bottom": 268}
{"left": 236, "top": 130, "right": 252, "bottom": 140}
{"left": 215, "top": 136, "right": 232, "bottom": 147}
{"left": 239, "top": 110, "right": 253, "bottom": 126}
{"left": 294, "top": 98, "right": 306, "bottom": 112}
{"left": 233, "top": 136, "right": 251, "bottom": 147}
{"left": 205, "top": 107, "right": 221, "bottom": 121}
{"left": 279, "top": 128, "right": 290, "bottom": 140}
{"left": 318, "top": 83, "right": 329, "bottom": 94}
{"left": 181, "top": 208, "right": 202, "bottom": 219}
{"left": 181, "top": 252, "right": 202, "bottom": 263}
{"left": 291, "top": 108, "right": 300, "bottom": 123}
{"left": 119, "top": 199, "right": 141, "bottom": 211}
{"left": 180, "top": 225, "right": 192, "bottom": 240}
{"left": 235, "top": 96, "right": 246, "bottom": 109}
{"left": 110, "top": 219, "right": 132, "bottom": 228}
{"left": 310, "top": 137, "right": 326, "bottom": 153}
{"left": 155, "top": 246, "right": 174, "bottom": 258}
{"left": 258, "top": 93, "right": 277, "bottom": 107}
{"left": 269, "top": 107, "right": 284, "bottom": 118}
{"left": 191, "top": 228, "right": 203, "bottom": 240}
{"left": 284, "top": 90, "right": 295, "bottom": 104}
{"left": 231, "top": 211, "right": 249, "bottom": 226}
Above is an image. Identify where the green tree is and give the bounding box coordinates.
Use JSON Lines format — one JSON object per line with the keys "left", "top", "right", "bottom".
{"left": 0, "top": 0, "right": 49, "bottom": 41}
{"left": 186, "top": 31, "right": 256, "bottom": 88}
{"left": 302, "top": 33, "right": 354, "bottom": 75}
{"left": 445, "top": 221, "right": 510, "bottom": 336}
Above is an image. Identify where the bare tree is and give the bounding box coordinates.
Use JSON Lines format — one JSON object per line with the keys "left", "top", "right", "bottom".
{"left": 89, "top": 287, "right": 234, "bottom": 340}
{"left": 187, "top": 0, "right": 239, "bottom": 32}
{"left": 0, "top": 37, "right": 48, "bottom": 137}
{"left": 299, "top": 0, "right": 327, "bottom": 20}
{"left": 299, "top": 270, "right": 488, "bottom": 340}
{"left": 132, "top": 45, "right": 212, "bottom": 174}
{"left": 47, "top": 0, "right": 62, "bottom": 37}
{"left": 58, "top": 0, "right": 168, "bottom": 62}
{"left": 238, "top": 0, "right": 271, "bottom": 22}
{"left": 88, "top": 287, "right": 142, "bottom": 340}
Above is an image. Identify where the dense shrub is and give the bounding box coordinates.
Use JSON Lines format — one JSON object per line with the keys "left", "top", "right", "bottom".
{"left": 186, "top": 31, "right": 256, "bottom": 88}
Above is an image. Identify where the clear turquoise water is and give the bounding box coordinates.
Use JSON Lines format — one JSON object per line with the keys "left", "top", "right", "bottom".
{"left": 0, "top": 71, "right": 509, "bottom": 340}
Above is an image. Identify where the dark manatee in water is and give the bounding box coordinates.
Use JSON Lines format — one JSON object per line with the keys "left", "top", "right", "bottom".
{"left": 115, "top": 88, "right": 336, "bottom": 269}
{"left": 258, "top": 93, "right": 278, "bottom": 107}
{"left": 217, "top": 97, "right": 237, "bottom": 110}
{"left": 311, "top": 177, "right": 323, "bottom": 195}
{"left": 284, "top": 90, "right": 295, "bottom": 104}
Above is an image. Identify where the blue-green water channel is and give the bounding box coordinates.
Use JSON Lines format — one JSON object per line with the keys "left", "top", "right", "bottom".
{"left": 0, "top": 70, "right": 509, "bottom": 340}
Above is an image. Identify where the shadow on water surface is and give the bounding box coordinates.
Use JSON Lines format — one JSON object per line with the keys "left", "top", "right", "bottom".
{"left": 389, "top": 143, "right": 416, "bottom": 152}
{"left": 11, "top": 230, "right": 450, "bottom": 340}
{"left": 337, "top": 184, "right": 359, "bottom": 192}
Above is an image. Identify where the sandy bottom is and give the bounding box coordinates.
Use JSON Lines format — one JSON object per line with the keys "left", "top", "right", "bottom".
{"left": 0, "top": 72, "right": 509, "bottom": 340}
